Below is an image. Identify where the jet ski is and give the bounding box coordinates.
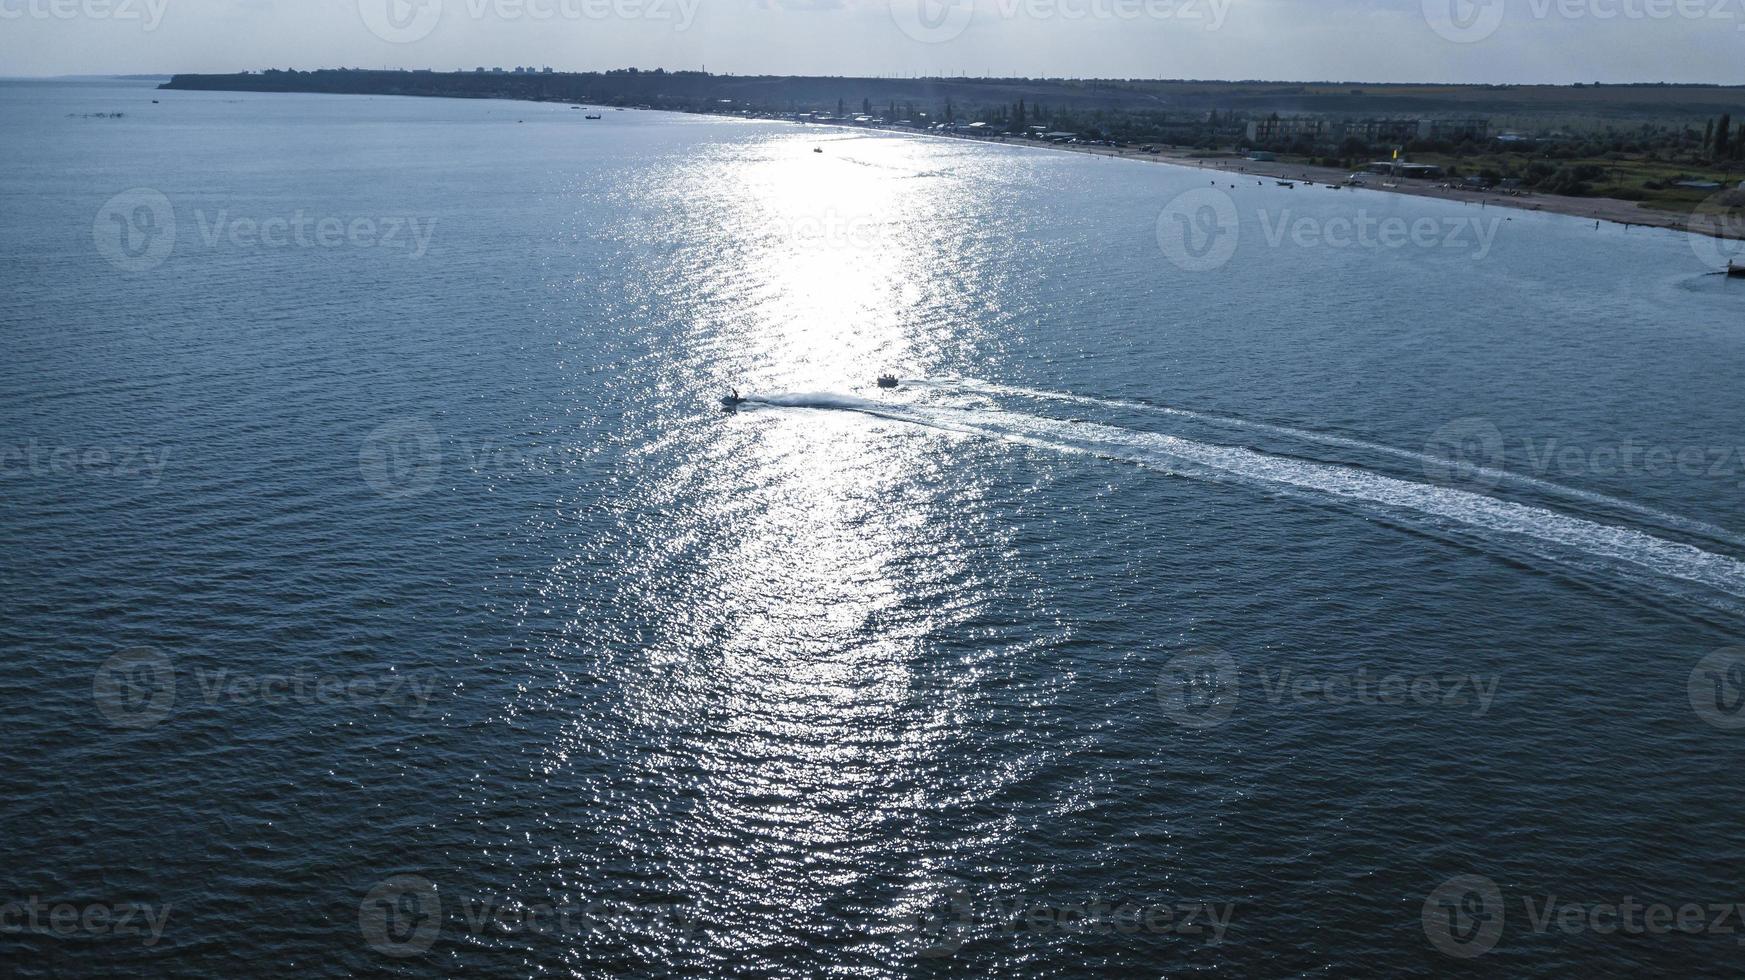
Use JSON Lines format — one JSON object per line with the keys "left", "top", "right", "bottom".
{"left": 721, "top": 389, "right": 747, "bottom": 409}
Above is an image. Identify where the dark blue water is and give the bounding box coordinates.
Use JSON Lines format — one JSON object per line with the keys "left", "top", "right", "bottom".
{"left": 3, "top": 78, "right": 1744, "bottom": 976}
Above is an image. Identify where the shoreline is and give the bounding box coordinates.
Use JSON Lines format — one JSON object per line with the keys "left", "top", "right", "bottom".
{"left": 149, "top": 75, "right": 1742, "bottom": 251}
{"left": 893, "top": 128, "right": 1744, "bottom": 250}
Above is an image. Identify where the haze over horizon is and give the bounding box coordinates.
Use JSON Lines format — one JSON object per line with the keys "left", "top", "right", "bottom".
{"left": 4, "top": 0, "right": 1744, "bottom": 84}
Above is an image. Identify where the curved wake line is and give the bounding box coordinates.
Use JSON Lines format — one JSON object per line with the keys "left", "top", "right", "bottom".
{"left": 922, "top": 377, "right": 1745, "bottom": 549}
{"left": 752, "top": 391, "right": 1745, "bottom": 600}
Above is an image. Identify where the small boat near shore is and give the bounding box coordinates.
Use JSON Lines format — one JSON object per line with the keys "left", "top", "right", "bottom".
{"left": 1729, "top": 261, "right": 1745, "bottom": 278}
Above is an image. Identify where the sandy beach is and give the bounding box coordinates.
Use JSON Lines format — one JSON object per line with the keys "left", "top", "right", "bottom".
{"left": 928, "top": 130, "right": 1745, "bottom": 251}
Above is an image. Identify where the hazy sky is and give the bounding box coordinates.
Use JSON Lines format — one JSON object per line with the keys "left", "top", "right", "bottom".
{"left": 1, "top": 0, "right": 1740, "bottom": 83}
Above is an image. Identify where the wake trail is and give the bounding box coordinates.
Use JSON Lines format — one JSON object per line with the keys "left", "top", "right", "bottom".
{"left": 918, "top": 377, "right": 1744, "bottom": 550}
{"left": 749, "top": 392, "right": 1745, "bottom": 600}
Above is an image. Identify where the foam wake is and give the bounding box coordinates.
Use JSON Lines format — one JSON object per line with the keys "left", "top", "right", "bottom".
{"left": 921, "top": 377, "right": 1744, "bottom": 549}
{"left": 748, "top": 391, "right": 1745, "bottom": 600}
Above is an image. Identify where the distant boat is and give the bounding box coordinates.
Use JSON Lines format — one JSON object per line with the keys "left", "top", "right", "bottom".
{"left": 1729, "top": 261, "right": 1745, "bottom": 279}
{"left": 1276, "top": 180, "right": 1295, "bottom": 188}
{"left": 814, "top": 147, "right": 823, "bottom": 153}
{"left": 584, "top": 114, "right": 601, "bottom": 120}
{"left": 877, "top": 374, "right": 898, "bottom": 388}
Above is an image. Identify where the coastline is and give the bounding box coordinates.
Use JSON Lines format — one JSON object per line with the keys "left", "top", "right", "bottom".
{"left": 903, "top": 129, "right": 1745, "bottom": 249}
{"left": 150, "top": 73, "right": 1743, "bottom": 251}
